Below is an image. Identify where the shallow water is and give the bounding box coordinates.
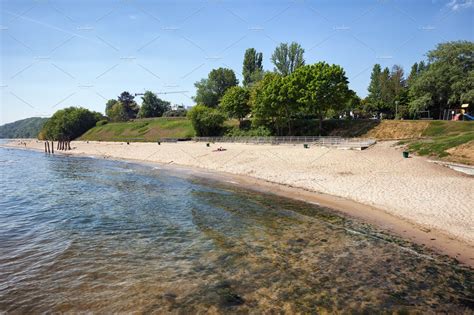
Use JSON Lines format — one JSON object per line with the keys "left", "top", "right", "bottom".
{"left": 0, "top": 146, "right": 472, "bottom": 313}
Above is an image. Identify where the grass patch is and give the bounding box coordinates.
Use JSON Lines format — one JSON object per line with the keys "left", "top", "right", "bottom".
{"left": 80, "top": 117, "right": 195, "bottom": 141}
{"left": 422, "top": 121, "right": 473, "bottom": 137}
{"left": 404, "top": 121, "right": 473, "bottom": 163}
{"left": 408, "top": 132, "right": 474, "bottom": 157}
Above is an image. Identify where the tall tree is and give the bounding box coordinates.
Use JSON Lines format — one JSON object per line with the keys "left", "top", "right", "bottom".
{"left": 366, "top": 64, "right": 383, "bottom": 112}
{"left": 271, "top": 42, "right": 305, "bottom": 76}
{"left": 287, "top": 62, "right": 351, "bottom": 134}
{"left": 138, "top": 91, "right": 171, "bottom": 118}
{"left": 407, "top": 62, "right": 419, "bottom": 87}
{"left": 118, "top": 91, "right": 139, "bottom": 119}
{"left": 193, "top": 68, "right": 238, "bottom": 107}
{"left": 250, "top": 73, "right": 293, "bottom": 135}
{"left": 242, "top": 48, "right": 263, "bottom": 87}
{"left": 409, "top": 41, "right": 474, "bottom": 118}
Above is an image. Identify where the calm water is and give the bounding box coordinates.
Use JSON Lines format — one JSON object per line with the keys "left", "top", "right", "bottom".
{"left": 0, "top": 146, "right": 472, "bottom": 314}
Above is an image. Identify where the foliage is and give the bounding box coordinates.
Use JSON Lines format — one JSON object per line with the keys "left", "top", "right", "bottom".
{"left": 288, "top": 62, "right": 351, "bottom": 132}
{"left": 137, "top": 91, "right": 171, "bottom": 118}
{"left": 219, "top": 86, "right": 251, "bottom": 121}
{"left": 250, "top": 72, "right": 295, "bottom": 135}
{"left": 193, "top": 68, "right": 238, "bottom": 107}
{"left": 242, "top": 48, "right": 263, "bottom": 87}
{"left": 118, "top": 91, "right": 140, "bottom": 119}
{"left": 225, "top": 125, "right": 272, "bottom": 137}
{"left": 40, "top": 107, "right": 103, "bottom": 140}
{"left": 108, "top": 102, "right": 129, "bottom": 122}
{"left": 365, "top": 64, "right": 409, "bottom": 117}
{"left": 105, "top": 92, "right": 140, "bottom": 121}
{"left": 105, "top": 99, "right": 118, "bottom": 117}
{"left": 81, "top": 117, "right": 195, "bottom": 141}
{"left": 271, "top": 42, "right": 305, "bottom": 76}
{"left": 0, "top": 117, "right": 49, "bottom": 139}
{"left": 163, "top": 109, "right": 187, "bottom": 117}
{"left": 408, "top": 41, "right": 474, "bottom": 118}
{"left": 187, "top": 104, "right": 225, "bottom": 136}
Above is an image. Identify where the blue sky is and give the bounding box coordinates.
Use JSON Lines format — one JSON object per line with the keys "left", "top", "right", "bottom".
{"left": 1, "top": 0, "right": 473, "bottom": 124}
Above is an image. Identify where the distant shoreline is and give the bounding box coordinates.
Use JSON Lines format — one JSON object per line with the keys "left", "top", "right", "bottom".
{"left": 3, "top": 139, "right": 473, "bottom": 268}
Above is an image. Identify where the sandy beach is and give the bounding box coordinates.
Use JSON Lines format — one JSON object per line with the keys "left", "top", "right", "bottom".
{"left": 5, "top": 139, "right": 473, "bottom": 266}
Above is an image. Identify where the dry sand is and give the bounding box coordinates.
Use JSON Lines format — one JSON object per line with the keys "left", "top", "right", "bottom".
{"left": 5, "top": 139, "right": 473, "bottom": 265}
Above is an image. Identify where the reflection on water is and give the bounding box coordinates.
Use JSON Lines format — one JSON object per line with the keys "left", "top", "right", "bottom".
{"left": 0, "top": 147, "right": 472, "bottom": 313}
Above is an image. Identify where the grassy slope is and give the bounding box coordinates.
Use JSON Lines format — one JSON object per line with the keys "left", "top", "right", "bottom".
{"left": 80, "top": 118, "right": 195, "bottom": 141}
{"left": 403, "top": 121, "right": 474, "bottom": 165}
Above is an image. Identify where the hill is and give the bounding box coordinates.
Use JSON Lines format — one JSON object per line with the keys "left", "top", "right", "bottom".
{"left": 80, "top": 117, "right": 195, "bottom": 141}
{"left": 0, "top": 117, "right": 49, "bottom": 139}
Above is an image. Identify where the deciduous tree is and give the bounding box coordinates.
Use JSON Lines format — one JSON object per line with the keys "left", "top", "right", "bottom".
{"left": 271, "top": 42, "right": 305, "bottom": 76}
{"left": 138, "top": 91, "right": 171, "bottom": 118}
{"left": 219, "top": 86, "right": 251, "bottom": 123}
{"left": 243, "top": 48, "right": 263, "bottom": 87}
{"left": 193, "top": 68, "right": 238, "bottom": 107}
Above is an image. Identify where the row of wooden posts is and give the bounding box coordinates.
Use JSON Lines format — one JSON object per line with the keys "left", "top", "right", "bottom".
{"left": 44, "top": 140, "right": 71, "bottom": 154}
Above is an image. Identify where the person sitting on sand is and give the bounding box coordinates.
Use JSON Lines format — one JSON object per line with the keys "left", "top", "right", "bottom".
{"left": 213, "top": 146, "right": 227, "bottom": 152}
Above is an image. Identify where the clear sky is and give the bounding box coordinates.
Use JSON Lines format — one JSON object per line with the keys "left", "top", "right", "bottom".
{"left": 1, "top": 0, "right": 473, "bottom": 124}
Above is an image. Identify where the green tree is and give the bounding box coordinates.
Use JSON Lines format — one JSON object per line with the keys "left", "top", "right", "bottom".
{"left": 271, "top": 42, "right": 305, "bottom": 76}
{"left": 108, "top": 102, "right": 128, "bottom": 122}
{"left": 193, "top": 68, "right": 238, "bottom": 107}
{"left": 366, "top": 64, "right": 383, "bottom": 113}
{"left": 288, "top": 62, "right": 351, "bottom": 134}
{"left": 41, "top": 107, "right": 103, "bottom": 140}
{"left": 187, "top": 104, "right": 225, "bottom": 136}
{"left": 137, "top": 91, "right": 171, "bottom": 118}
{"left": 409, "top": 41, "right": 474, "bottom": 118}
{"left": 219, "top": 86, "right": 251, "bottom": 124}
{"left": 105, "top": 99, "right": 118, "bottom": 118}
{"left": 250, "top": 73, "right": 297, "bottom": 135}
{"left": 243, "top": 48, "right": 263, "bottom": 87}
{"left": 118, "top": 91, "right": 139, "bottom": 119}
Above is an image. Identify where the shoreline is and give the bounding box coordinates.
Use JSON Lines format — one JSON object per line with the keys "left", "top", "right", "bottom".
{"left": 2, "top": 140, "right": 473, "bottom": 268}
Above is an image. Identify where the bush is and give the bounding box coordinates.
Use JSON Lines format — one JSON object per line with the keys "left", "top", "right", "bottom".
{"left": 163, "top": 109, "right": 187, "bottom": 117}
{"left": 96, "top": 119, "right": 108, "bottom": 126}
{"left": 225, "top": 126, "right": 272, "bottom": 137}
{"left": 187, "top": 104, "right": 225, "bottom": 136}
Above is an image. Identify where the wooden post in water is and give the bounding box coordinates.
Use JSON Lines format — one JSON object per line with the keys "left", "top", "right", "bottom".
{"left": 44, "top": 142, "right": 47, "bottom": 153}
{"left": 67, "top": 141, "right": 71, "bottom": 150}
{"left": 46, "top": 141, "right": 50, "bottom": 154}
{"left": 51, "top": 141, "right": 54, "bottom": 154}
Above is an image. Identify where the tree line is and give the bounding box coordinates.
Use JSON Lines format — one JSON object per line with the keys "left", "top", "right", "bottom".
{"left": 39, "top": 40, "right": 472, "bottom": 140}
{"left": 189, "top": 41, "right": 354, "bottom": 136}
{"left": 104, "top": 91, "right": 187, "bottom": 122}
{"left": 364, "top": 41, "right": 473, "bottom": 119}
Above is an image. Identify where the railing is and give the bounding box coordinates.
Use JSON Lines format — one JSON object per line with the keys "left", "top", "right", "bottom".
{"left": 193, "top": 136, "right": 376, "bottom": 148}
